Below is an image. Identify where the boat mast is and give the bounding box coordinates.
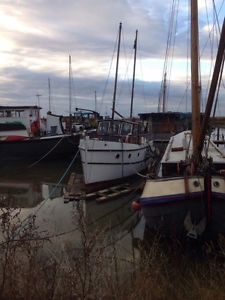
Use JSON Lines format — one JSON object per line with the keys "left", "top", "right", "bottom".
{"left": 112, "top": 22, "right": 122, "bottom": 120}
{"left": 95, "top": 90, "right": 97, "bottom": 112}
{"left": 191, "top": 0, "right": 201, "bottom": 160}
{"left": 69, "top": 54, "right": 72, "bottom": 132}
{"left": 130, "top": 29, "right": 138, "bottom": 119}
{"left": 48, "top": 78, "right": 51, "bottom": 113}
{"left": 162, "top": 72, "right": 167, "bottom": 113}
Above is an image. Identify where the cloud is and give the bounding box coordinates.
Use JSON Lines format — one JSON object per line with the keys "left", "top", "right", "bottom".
{"left": 0, "top": 0, "right": 224, "bottom": 117}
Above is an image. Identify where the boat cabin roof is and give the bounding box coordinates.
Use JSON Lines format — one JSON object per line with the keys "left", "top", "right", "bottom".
{"left": 161, "top": 130, "right": 225, "bottom": 164}
{"left": 0, "top": 106, "right": 41, "bottom": 111}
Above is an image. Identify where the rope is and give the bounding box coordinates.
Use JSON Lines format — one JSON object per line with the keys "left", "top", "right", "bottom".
{"left": 98, "top": 27, "right": 119, "bottom": 116}
{"left": 28, "top": 135, "right": 66, "bottom": 168}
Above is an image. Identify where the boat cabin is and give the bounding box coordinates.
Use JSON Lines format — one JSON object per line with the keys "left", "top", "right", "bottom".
{"left": 96, "top": 119, "right": 150, "bottom": 143}
{"left": 139, "top": 112, "right": 192, "bottom": 142}
{"left": 0, "top": 105, "right": 41, "bottom": 137}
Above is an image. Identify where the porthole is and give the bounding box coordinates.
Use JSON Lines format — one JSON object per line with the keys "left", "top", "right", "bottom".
{"left": 193, "top": 180, "right": 199, "bottom": 187}
{"left": 115, "top": 154, "right": 120, "bottom": 159}
{"left": 213, "top": 181, "right": 220, "bottom": 188}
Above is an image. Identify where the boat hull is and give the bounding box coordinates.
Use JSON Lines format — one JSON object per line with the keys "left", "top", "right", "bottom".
{"left": 79, "top": 137, "right": 152, "bottom": 185}
{"left": 139, "top": 176, "right": 225, "bottom": 239}
{"left": 0, "top": 134, "right": 80, "bottom": 162}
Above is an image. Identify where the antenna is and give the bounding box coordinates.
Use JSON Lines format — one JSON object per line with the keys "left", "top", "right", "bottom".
{"left": 36, "top": 94, "right": 42, "bottom": 107}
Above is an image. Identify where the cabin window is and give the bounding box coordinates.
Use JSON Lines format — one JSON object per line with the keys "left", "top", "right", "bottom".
{"left": 133, "top": 124, "right": 138, "bottom": 135}
{"left": 50, "top": 126, "right": 57, "bottom": 135}
{"left": 121, "top": 123, "right": 132, "bottom": 135}
{"left": 98, "top": 121, "right": 109, "bottom": 135}
{"left": 110, "top": 122, "right": 120, "bottom": 134}
{"left": 6, "top": 111, "right": 11, "bottom": 117}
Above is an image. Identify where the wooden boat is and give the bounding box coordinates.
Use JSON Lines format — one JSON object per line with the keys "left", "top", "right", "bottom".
{"left": 134, "top": 1, "right": 225, "bottom": 240}
{"left": 79, "top": 118, "right": 154, "bottom": 188}
{"left": 79, "top": 24, "right": 155, "bottom": 189}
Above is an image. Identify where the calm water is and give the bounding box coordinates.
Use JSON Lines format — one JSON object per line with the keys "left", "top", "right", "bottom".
{"left": 0, "top": 157, "right": 145, "bottom": 258}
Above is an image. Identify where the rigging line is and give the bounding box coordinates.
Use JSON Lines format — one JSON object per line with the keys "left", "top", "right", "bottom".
{"left": 185, "top": 2, "right": 191, "bottom": 113}
{"left": 166, "top": 0, "right": 180, "bottom": 111}
{"left": 137, "top": 39, "right": 148, "bottom": 109}
{"left": 200, "top": 0, "right": 215, "bottom": 111}
{"left": 117, "top": 29, "right": 133, "bottom": 106}
{"left": 6, "top": 149, "right": 80, "bottom": 242}
{"left": 200, "top": 0, "right": 224, "bottom": 58}
{"left": 213, "top": 0, "right": 225, "bottom": 32}
{"left": 136, "top": 42, "right": 149, "bottom": 111}
{"left": 158, "top": 0, "right": 176, "bottom": 111}
{"left": 27, "top": 135, "right": 66, "bottom": 168}
{"left": 212, "top": 54, "right": 225, "bottom": 117}
{"left": 213, "top": 0, "right": 225, "bottom": 90}
{"left": 158, "top": 0, "right": 179, "bottom": 112}
{"left": 99, "top": 27, "right": 119, "bottom": 116}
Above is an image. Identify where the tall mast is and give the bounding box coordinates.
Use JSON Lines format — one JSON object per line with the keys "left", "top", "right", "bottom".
{"left": 112, "top": 22, "right": 122, "bottom": 120}
{"left": 191, "top": 0, "right": 201, "bottom": 157}
{"left": 48, "top": 77, "right": 51, "bottom": 112}
{"left": 69, "top": 54, "right": 72, "bottom": 132}
{"left": 95, "top": 90, "right": 97, "bottom": 112}
{"left": 130, "top": 29, "right": 138, "bottom": 118}
{"left": 162, "top": 72, "right": 167, "bottom": 113}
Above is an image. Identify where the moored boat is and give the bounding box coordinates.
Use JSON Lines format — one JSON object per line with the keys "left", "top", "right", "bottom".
{"left": 79, "top": 24, "right": 156, "bottom": 190}
{"left": 79, "top": 118, "right": 154, "bottom": 188}
{"left": 134, "top": 1, "right": 225, "bottom": 241}
{"left": 0, "top": 105, "right": 80, "bottom": 162}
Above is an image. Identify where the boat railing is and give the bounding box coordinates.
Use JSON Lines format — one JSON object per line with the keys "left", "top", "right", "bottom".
{"left": 87, "top": 131, "right": 151, "bottom": 144}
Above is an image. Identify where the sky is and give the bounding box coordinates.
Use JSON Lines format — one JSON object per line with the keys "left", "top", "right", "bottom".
{"left": 0, "top": 0, "right": 225, "bottom": 118}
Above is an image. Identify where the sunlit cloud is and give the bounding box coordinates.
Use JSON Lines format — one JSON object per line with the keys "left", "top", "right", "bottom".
{"left": 0, "top": 0, "right": 224, "bottom": 117}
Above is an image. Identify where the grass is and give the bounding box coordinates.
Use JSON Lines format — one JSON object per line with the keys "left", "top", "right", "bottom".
{"left": 0, "top": 203, "right": 225, "bottom": 299}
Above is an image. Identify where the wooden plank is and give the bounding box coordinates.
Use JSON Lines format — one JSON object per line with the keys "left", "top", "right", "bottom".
{"left": 96, "top": 187, "right": 134, "bottom": 203}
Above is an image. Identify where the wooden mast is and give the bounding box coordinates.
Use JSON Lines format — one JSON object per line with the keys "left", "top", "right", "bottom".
{"left": 130, "top": 29, "right": 138, "bottom": 118}
{"left": 112, "top": 22, "right": 122, "bottom": 120}
{"left": 191, "top": 0, "right": 201, "bottom": 161}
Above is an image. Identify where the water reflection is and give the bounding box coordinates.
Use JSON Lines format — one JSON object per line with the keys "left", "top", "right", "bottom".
{"left": 0, "top": 160, "right": 144, "bottom": 258}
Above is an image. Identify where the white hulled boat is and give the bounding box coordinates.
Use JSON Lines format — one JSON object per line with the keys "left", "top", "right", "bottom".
{"left": 79, "top": 118, "right": 154, "bottom": 187}
{"left": 79, "top": 24, "right": 155, "bottom": 189}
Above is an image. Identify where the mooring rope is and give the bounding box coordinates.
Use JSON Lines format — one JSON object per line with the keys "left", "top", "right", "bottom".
{"left": 27, "top": 135, "right": 66, "bottom": 168}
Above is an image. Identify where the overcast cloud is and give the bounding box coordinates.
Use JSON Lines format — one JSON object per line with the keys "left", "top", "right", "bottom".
{"left": 0, "top": 0, "right": 225, "bottom": 117}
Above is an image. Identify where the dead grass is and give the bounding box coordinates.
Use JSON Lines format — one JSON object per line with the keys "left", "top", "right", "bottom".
{"left": 0, "top": 204, "right": 225, "bottom": 299}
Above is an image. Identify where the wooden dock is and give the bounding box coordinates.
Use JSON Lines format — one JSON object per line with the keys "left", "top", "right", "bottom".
{"left": 86, "top": 183, "right": 133, "bottom": 203}
{"left": 63, "top": 172, "right": 143, "bottom": 203}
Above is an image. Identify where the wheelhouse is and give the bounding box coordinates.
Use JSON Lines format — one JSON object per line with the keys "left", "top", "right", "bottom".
{"left": 96, "top": 119, "right": 148, "bottom": 143}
